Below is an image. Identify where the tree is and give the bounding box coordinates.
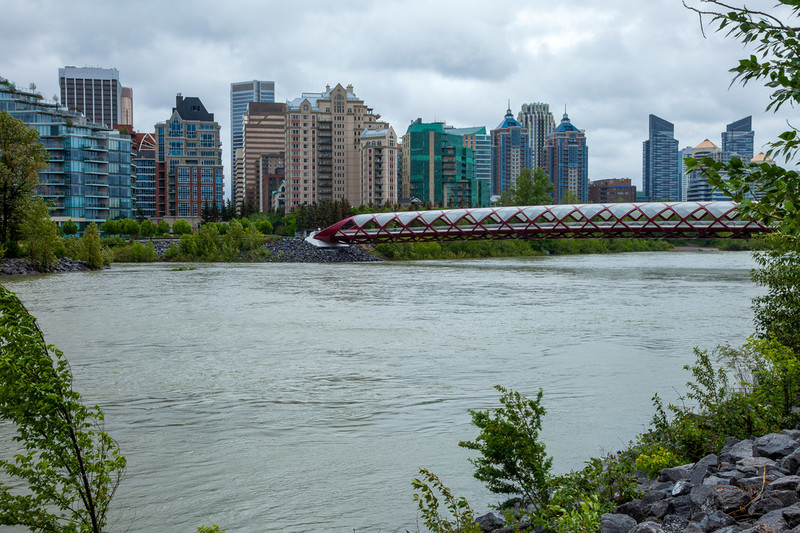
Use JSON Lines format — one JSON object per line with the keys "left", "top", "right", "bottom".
{"left": 172, "top": 219, "right": 192, "bottom": 235}
{"left": 561, "top": 190, "right": 580, "bottom": 205}
{"left": 683, "top": 1, "right": 800, "bottom": 234}
{"left": 499, "top": 167, "right": 554, "bottom": 207}
{"left": 62, "top": 219, "right": 78, "bottom": 236}
{"left": 20, "top": 196, "right": 59, "bottom": 271}
{"left": 0, "top": 285, "right": 125, "bottom": 531}
{"left": 121, "top": 218, "right": 140, "bottom": 238}
{"left": 83, "top": 222, "right": 103, "bottom": 269}
{"left": 156, "top": 220, "right": 171, "bottom": 236}
{"left": 100, "top": 219, "right": 119, "bottom": 236}
{"left": 140, "top": 219, "right": 156, "bottom": 238}
{"left": 458, "top": 385, "right": 553, "bottom": 509}
{"left": 0, "top": 111, "right": 49, "bottom": 256}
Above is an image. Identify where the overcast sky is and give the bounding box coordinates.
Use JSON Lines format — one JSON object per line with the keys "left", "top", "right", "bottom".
{"left": 1, "top": 0, "right": 792, "bottom": 197}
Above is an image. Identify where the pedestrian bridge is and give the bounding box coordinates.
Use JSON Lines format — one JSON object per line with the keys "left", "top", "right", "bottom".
{"left": 306, "top": 201, "right": 769, "bottom": 247}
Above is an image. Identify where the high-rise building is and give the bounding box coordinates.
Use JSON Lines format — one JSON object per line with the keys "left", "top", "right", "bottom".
{"left": 491, "top": 107, "right": 531, "bottom": 195}
{"left": 155, "top": 94, "right": 224, "bottom": 220}
{"left": 285, "top": 83, "right": 389, "bottom": 210}
{"left": 455, "top": 127, "right": 491, "bottom": 190}
{"left": 58, "top": 66, "right": 130, "bottom": 129}
{"left": 642, "top": 114, "right": 680, "bottom": 202}
{"left": 2, "top": 78, "right": 133, "bottom": 227}
{"left": 401, "top": 120, "right": 488, "bottom": 207}
{"left": 131, "top": 131, "right": 157, "bottom": 219}
{"left": 721, "top": 116, "right": 754, "bottom": 164}
{"left": 360, "top": 126, "right": 398, "bottom": 206}
{"left": 239, "top": 102, "right": 286, "bottom": 213}
{"left": 230, "top": 80, "right": 275, "bottom": 210}
{"left": 679, "top": 146, "right": 693, "bottom": 201}
{"left": 686, "top": 139, "right": 726, "bottom": 201}
{"left": 588, "top": 179, "right": 636, "bottom": 203}
{"left": 518, "top": 103, "right": 555, "bottom": 170}
{"left": 120, "top": 87, "right": 133, "bottom": 129}
{"left": 543, "top": 113, "right": 589, "bottom": 203}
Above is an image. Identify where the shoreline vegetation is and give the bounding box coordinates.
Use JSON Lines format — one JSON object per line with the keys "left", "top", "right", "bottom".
{"left": 0, "top": 234, "right": 768, "bottom": 274}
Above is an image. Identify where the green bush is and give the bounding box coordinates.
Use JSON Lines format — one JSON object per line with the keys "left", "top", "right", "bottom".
{"left": 172, "top": 219, "right": 192, "bottom": 235}
{"left": 459, "top": 385, "right": 552, "bottom": 510}
{"left": 409, "top": 469, "right": 481, "bottom": 533}
{"left": 113, "top": 241, "right": 158, "bottom": 263}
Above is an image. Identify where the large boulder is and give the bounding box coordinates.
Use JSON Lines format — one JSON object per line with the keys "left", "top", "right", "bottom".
{"left": 754, "top": 433, "right": 800, "bottom": 461}
{"left": 601, "top": 513, "right": 637, "bottom": 533}
{"left": 691, "top": 454, "right": 719, "bottom": 485}
{"left": 475, "top": 511, "right": 504, "bottom": 532}
{"left": 704, "top": 486, "right": 752, "bottom": 514}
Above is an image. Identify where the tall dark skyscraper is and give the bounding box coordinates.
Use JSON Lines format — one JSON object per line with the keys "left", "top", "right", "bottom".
{"left": 642, "top": 114, "right": 680, "bottom": 202}
{"left": 59, "top": 66, "right": 123, "bottom": 129}
{"left": 721, "top": 116, "right": 754, "bottom": 164}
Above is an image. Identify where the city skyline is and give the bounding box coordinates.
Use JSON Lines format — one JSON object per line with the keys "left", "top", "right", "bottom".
{"left": 1, "top": 0, "right": 789, "bottom": 200}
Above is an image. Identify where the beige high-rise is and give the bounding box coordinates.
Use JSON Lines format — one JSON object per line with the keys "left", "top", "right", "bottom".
{"left": 285, "top": 83, "right": 389, "bottom": 210}
{"left": 239, "top": 102, "right": 286, "bottom": 212}
{"left": 360, "top": 126, "right": 398, "bottom": 206}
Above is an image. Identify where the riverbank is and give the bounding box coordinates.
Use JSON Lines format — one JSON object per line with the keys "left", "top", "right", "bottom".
{"left": 0, "top": 257, "right": 90, "bottom": 275}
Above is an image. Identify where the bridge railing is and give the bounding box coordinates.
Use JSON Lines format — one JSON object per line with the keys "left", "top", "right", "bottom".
{"left": 308, "top": 201, "right": 770, "bottom": 246}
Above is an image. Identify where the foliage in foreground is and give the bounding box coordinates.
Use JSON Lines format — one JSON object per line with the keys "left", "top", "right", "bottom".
{"left": 0, "top": 285, "right": 126, "bottom": 532}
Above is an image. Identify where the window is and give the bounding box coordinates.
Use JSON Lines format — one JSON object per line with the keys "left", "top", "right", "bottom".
{"left": 169, "top": 119, "right": 182, "bottom": 137}
{"left": 178, "top": 185, "right": 190, "bottom": 200}
{"left": 200, "top": 133, "right": 215, "bottom": 147}
{"left": 201, "top": 168, "right": 214, "bottom": 183}
{"left": 177, "top": 167, "right": 191, "bottom": 183}
{"left": 186, "top": 124, "right": 196, "bottom": 138}
{"left": 169, "top": 141, "right": 183, "bottom": 156}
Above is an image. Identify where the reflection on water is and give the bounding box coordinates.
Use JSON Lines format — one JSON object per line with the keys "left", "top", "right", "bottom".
{"left": 2, "top": 251, "right": 759, "bottom": 532}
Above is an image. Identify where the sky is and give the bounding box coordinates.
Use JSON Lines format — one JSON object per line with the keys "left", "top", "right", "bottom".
{"left": 1, "top": 0, "right": 793, "bottom": 198}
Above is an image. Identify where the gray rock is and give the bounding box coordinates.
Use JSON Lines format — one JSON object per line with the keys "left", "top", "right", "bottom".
{"left": 673, "top": 480, "right": 693, "bottom": 496}
{"left": 782, "top": 430, "right": 800, "bottom": 442}
{"left": 704, "top": 475, "right": 732, "bottom": 487}
{"left": 662, "top": 514, "right": 689, "bottom": 532}
{"left": 496, "top": 522, "right": 537, "bottom": 533}
{"left": 601, "top": 513, "right": 637, "bottom": 533}
{"left": 670, "top": 494, "right": 693, "bottom": 518}
{"left": 755, "top": 508, "right": 789, "bottom": 531}
{"left": 782, "top": 449, "right": 800, "bottom": 476}
{"left": 616, "top": 499, "right": 646, "bottom": 523}
{"left": 737, "top": 456, "right": 778, "bottom": 475}
{"left": 692, "top": 454, "right": 720, "bottom": 485}
{"left": 783, "top": 503, "right": 800, "bottom": 529}
{"left": 721, "top": 439, "right": 756, "bottom": 463}
{"left": 705, "top": 486, "right": 752, "bottom": 514}
{"left": 693, "top": 511, "right": 736, "bottom": 532}
{"left": 476, "top": 511, "right": 504, "bottom": 532}
{"left": 748, "top": 490, "right": 799, "bottom": 516}
{"left": 659, "top": 464, "right": 693, "bottom": 483}
{"left": 769, "top": 475, "right": 800, "bottom": 492}
{"left": 630, "top": 521, "right": 666, "bottom": 533}
{"left": 691, "top": 484, "right": 715, "bottom": 511}
{"left": 755, "top": 433, "right": 800, "bottom": 461}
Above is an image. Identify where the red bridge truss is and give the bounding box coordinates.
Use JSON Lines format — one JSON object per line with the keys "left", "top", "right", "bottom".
{"left": 307, "top": 201, "right": 770, "bottom": 246}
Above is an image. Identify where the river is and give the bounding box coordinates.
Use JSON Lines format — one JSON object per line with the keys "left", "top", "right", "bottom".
{"left": 1, "top": 251, "right": 760, "bottom": 532}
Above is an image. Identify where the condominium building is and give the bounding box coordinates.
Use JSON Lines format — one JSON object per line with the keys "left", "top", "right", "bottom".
{"left": 361, "top": 126, "right": 398, "bottom": 206}
{"left": 686, "top": 139, "right": 727, "bottom": 202}
{"left": 131, "top": 131, "right": 157, "bottom": 218}
{"left": 543, "top": 113, "right": 588, "bottom": 203}
{"left": 1, "top": 78, "right": 133, "bottom": 227}
{"left": 58, "top": 66, "right": 130, "bottom": 129}
{"left": 588, "top": 179, "right": 636, "bottom": 204}
{"left": 239, "top": 102, "right": 286, "bottom": 212}
{"left": 401, "top": 119, "right": 488, "bottom": 207}
{"left": 154, "top": 94, "right": 224, "bottom": 219}
{"left": 230, "top": 80, "right": 275, "bottom": 210}
{"left": 642, "top": 114, "right": 680, "bottom": 202}
{"left": 491, "top": 107, "right": 531, "bottom": 195}
{"left": 285, "top": 83, "right": 389, "bottom": 210}
{"left": 454, "top": 127, "right": 491, "bottom": 189}
{"left": 518, "top": 103, "right": 555, "bottom": 170}
{"left": 721, "top": 116, "right": 754, "bottom": 164}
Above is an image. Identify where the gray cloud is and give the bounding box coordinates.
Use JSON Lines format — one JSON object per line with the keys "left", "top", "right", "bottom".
{"left": 0, "top": 0, "right": 792, "bottom": 193}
